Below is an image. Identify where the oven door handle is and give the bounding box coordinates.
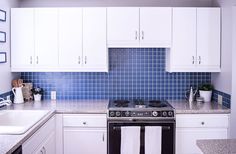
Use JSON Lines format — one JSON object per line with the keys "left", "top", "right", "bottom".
{"left": 112, "top": 126, "right": 171, "bottom": 131}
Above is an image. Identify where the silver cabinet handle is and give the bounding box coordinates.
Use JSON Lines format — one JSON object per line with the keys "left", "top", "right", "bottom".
{"left": 192, "top": 56, "right": 195, "bottom": 64}
{"left": 141, "top": 31, "right": 144, "bottom": 40}
{"left": 83, "top": 121, "right": 87, "bottom": 125}
{"left": 40, "top": 149, "right": 43, "bottom": 154}
{"left": 43, "top": 147, "right": 46, "bottom": 154}
{"left": 135, "top": 30, "right": 138, "bottom": 40}
{"left": 198, "top": 56, "right": 201, "bottom": 64}
{"left": 36, "top": 56, "right": 39, "bottom": 64}
{"left": 78, "top": 56, "right": 81, "bottom": 64}
{"left": 201, "top": 122, "right": 205, "bottom": 125}
{"left": 102, "top": 133, "right": 104, "bottom": 142}
{"left": 84, "top": 56, "right": 87, "bottom": 64}
{"left": 30, "top": 56, "right": 32, "bottom": 64}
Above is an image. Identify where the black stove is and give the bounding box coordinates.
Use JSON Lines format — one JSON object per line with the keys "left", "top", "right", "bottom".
{"left": 108, "top": 99, "right": 175, "bottom": 119}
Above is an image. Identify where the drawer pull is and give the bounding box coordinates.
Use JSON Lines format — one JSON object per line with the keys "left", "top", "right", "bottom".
{"left": 83, "top": 122, "right": 87, "bottom": 125}
{"left": 201, "top": 122, "right": 205, "bottom": 125}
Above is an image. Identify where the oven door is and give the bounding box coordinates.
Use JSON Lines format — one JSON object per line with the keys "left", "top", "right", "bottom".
{"left": 108, "top": 119, "right": 175, "bottom": 154}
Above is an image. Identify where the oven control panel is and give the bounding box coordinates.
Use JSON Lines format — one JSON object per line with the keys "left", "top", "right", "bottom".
{"left": 109, "top": 110, "right": 174, "bottom": 118}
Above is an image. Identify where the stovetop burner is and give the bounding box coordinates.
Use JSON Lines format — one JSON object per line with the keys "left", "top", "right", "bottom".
{"left": 114, "top": 100, "right": 129, "bottom": 107}
{"left": 149, "top": 100, "right": 168, "bottom": 108}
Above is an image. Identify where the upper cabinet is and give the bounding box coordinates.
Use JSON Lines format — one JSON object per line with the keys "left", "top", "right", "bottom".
{"left": 107, "top": 7, "right": 172, "bottom": 48}
{"left": 35, "top": 8, "right": 59, "bottom": 68}
{"left": 82, "top": 8, "right": 108, "bottom": 71}
{"left": 11, "top": 8, "right": 34, "bottom": 69}
{"left": 11, "top": 7, "right": 221, "bottom": 73}
{"left": 166, "top": 7, "right": 221, "bottom": 72}
{"left": 11, "top": 8, "right": 108, "bottom": 72}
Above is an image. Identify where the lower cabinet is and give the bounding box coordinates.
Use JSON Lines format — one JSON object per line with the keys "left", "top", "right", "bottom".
{"left": 176, "top": 114, "right": 229, "bottom": 154}
{"left": 23, "top": 116, "right": 56, "bottom": 154}
{"left": 63, "top": 114, "right": 107, "bottom": 154}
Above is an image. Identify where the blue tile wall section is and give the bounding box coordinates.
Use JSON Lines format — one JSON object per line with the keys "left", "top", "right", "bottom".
{"left": 0, "top": 91, "right": 13, "bottom": 100}
{"left": 21, "top": 48, "right": 211, "bottom": 100}
{"left": 212, "top": 90, "right": 231, "bottom": 108}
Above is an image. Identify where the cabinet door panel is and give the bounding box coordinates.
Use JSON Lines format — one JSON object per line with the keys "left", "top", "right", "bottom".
{"left": 58, "top": 8, "right": 83, "bottom": 68}
{"left": 11, "top": 8, "right": 34, "bottom": 69}
{"left": 64, "top": 128, "right": 107, "bottom": 154}
{"left": 197, "top": 8, "right": 221, "bottom": 68}
{"left": 176, "top": 128, "right": 227, "bottom": 154}
{"left": 140, "top": 7, "right": 172, "bottom": 47}
{"left": 83, "top": 8, "right": 107, "bottom": 70}
{"left": 35, "top": 131, "right": 56, "bottom": 154}
{"left": 35, "top": 8, "right": 58, "bottom": 67}
{"left": 107, "top": 7, "right": 139, "bottom": 47}
{"left": 172, "top": 8, "right": 197, "bottom": 69}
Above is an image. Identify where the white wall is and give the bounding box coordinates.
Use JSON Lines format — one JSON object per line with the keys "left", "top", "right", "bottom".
{"left": 211, "top": 0, "right": 236, "bottom": 95}
{"left": 0, "top": 0, "right": 20, "bottom": 94}
{"left": 18, "top": 0, "right": 212, "bottom": 7}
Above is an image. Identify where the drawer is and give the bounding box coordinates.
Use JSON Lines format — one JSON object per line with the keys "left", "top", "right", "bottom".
{"left": 63, "top": 114, "right": 107, "bottom": 127}
{"left": 176, "top": 114, "right": 229, "bottom": 128}
{"left": 23, "top": 116, "right": 55, "bottom": 153}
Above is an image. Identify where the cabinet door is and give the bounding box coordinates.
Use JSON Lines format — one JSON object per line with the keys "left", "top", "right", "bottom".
{"left": 64, "top": 128, "right": 107, "bottom": 154}
{"left": 35, "top": 8, "right": 58, "bottom": 68}
{"left": 107, "top": 7, "right": 139, "bottom": 47}
{"left": 35, "top": 131, "right": 56, "bottom": 154}
{"left": 58, "top": 8, "right": 83, "bottom": 68}
{"left": 172, "top": 8, "right": 197, "bottom": 70}
{"left": 197, "top": 8, "right": 221, "bottom": 71}
{"left": 176, "top": 128, "right": 227, "bottom": 154}
{"left": 11, "top": 8, "right": 34, "bottom": 70}
{"left": 82, "top": 8, "right": 108, "bottom": 71}
{"left": 140, "top": 7, "right": 172, "bottom": 47}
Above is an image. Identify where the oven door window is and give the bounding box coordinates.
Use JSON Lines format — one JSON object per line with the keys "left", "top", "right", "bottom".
{"left": 108, "top": 121, "right": 175, "bottom": 154}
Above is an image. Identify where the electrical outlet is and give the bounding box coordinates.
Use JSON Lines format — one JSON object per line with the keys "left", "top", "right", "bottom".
{"left": 51, "top": 91, "right": 56, "bottom": 100}
{"left": 6, "top": 95, "right": 11, "bottom": 100}
{"left": 218, "top": 95, "right": 223, "bottom": 105}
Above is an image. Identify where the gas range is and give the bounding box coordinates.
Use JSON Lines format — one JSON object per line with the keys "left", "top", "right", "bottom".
{"left": 108, "top": 99, "right": 175, "bottom": 120}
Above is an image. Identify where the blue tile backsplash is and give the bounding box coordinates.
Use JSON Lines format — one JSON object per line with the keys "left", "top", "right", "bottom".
{"left": 212, "top": 90, "right": 231, "bottom": 108}
{"left": 21, "top": 48, "right": 211, "bottom": 100}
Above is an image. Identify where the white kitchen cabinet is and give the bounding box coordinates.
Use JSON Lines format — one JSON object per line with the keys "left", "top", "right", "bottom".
{"left": 197, "top": 8, "right": 221, "bottom": 70}
{"left": 139, "top": 7, "right": 172, "bottom": 47}
{"left": 34, "top": 131, "right": 56, "bottom": 154}
{"left": 35, "top": 8, "right": 58, "bottom": 68}
{"left": 83, "top": 8, "right": 108, "bottom": 71}
{"left": 23, "top": 116, "right": 56, "bottom": 154}
{"left": 63, "top": 114, "right": 107, "bottom": 154}
{"left": 107, "top": 7, "right": 139, "bottom": 47}
{"left": 176, "top": 114, "right": 229, "bottom": 154}
{"left": 166, "top": 7, "right": 221, "bottom": 72}
{"left": 58, "top": 8, "right": 83, "bottom": 68}
{"left": 11, "top": 8, "right": 34, "bottom": 70}
{"left": 107, "top": 7, "right": 172, "bottom": 48}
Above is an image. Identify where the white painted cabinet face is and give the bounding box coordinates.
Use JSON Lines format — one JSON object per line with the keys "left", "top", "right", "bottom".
{"left": 58, "top": 8, "right": 83, "bottom": 68}
{"left": 197, "top": 8, "right": 221, "bottom": 69}
{"left": 35, "top": 131, "right": 56, "bottom": 154}
{"left": 172, "top": 8, "right": 197, "bottom": 69}
{"left": 11, "top": 8, "right": 34, "bottom": 69}
{"left": 82, "top": 8, "right": 108, "bottom": 70}
{"left": 107, "top": 7, "right": 140, "bottom": 47}
{"left": 139, "top": 7, "right": 172, "bottom": 47}
{"left": 35, "top": 8, "right": 58, "bottom": 68}
{"left": 64, "top": 129, "right": 107, "bottom": 154}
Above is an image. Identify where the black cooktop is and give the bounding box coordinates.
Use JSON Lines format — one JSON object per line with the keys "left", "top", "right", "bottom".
{"left": 109, "top": 99, "right": 171, "bottom": 109}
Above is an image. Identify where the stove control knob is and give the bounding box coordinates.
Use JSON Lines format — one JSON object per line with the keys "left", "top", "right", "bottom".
{"left": 116, "top": 111, "right": 121, "bottom": 117}
{"left": 110, "top": 111, "right": 115, "bottom": 117}
{"left": 125, "top": 111, "right": 130, "bottom": 117}
{"left": 152, "top": 111, "right": 158, "bottom": 117}
{"left": 168, "top": 111, "right": 173, "bottom": 117}
{"left": 162, "top": 111, "right": 167, "bottom": 117}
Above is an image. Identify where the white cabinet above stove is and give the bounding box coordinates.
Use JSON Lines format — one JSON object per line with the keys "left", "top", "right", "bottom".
{"left": 107, "top": 7, "right": 172, "bottom": 48}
